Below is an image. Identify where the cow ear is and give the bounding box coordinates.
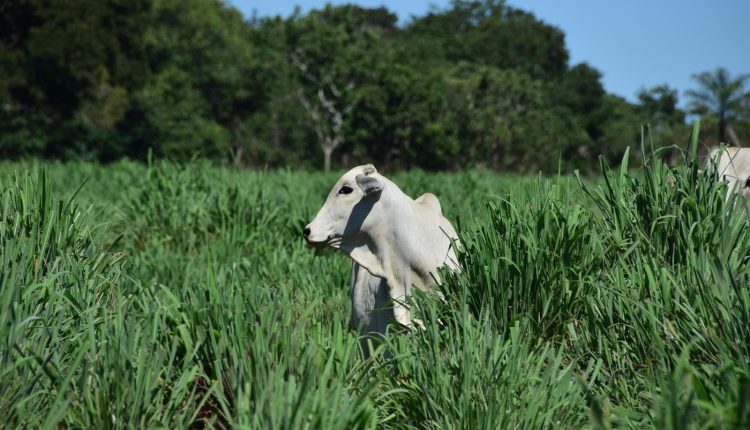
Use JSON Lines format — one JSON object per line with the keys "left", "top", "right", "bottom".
{"left": 356, "top": 174, "right": 383, "bottom": 196}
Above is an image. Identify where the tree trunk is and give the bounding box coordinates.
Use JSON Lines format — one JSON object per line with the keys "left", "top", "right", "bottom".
{"left": 271, "top": 108, "right": 282, "bottom": 151}
{"left": 323, "top": 146, "right": 333, "bottom": 171}
{"left": 233, "top": 143, "right": 243, "bottom": 168}
{"left": 719, "top": 115, "right": 727, "bottom": 145}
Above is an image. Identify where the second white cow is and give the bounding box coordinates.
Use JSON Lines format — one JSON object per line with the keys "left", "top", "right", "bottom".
{"left": 708, "top": 146, "right": 750, "bottom": 199}
{"left": 303, "top": 164, "right": 459, "bottom": 356}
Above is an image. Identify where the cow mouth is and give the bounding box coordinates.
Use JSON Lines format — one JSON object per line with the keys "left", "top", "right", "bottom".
{"left": 306, "top": 239, "right": 329, "bottom": 249}
{"left": 305, "top": 235, "right": 342, "bottom": 249}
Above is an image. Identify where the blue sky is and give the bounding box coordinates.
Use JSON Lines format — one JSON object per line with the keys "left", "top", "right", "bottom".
{"left": 230, "top": 0, "right": 750, "bottom": 106}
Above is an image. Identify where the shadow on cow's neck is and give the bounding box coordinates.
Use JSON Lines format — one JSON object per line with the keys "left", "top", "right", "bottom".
{"left": 343, "top": 195, "right": 380, "bottom": 241}
{"left": 340, "top": 194, "right": 389, "bottom": 280}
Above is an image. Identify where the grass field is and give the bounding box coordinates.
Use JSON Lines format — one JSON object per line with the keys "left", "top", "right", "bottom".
{"left": 1, "top": 144, "right": 749, "bottom": 428}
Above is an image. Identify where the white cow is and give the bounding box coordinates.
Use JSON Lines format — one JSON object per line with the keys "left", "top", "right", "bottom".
{"left": 708, "top": 147, "right": 750, "bottom": 199}
{"left": 303, "top": 164, "right": 459, "bottom": 357}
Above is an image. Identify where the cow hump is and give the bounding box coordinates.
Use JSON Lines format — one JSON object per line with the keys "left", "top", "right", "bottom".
{"left": 415, "top": 192, "right": 442, "bottom": 214}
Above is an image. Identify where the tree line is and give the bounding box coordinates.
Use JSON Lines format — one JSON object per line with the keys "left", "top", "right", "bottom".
{"left": 1, "top": 0, "right": 748, "bottom": 172}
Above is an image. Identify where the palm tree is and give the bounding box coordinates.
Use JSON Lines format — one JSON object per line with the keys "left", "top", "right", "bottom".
{"left": 685, "top": 67, "right": 750, "bottom": 145}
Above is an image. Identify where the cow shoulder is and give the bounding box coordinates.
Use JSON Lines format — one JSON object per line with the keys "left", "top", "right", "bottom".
{"left": 415, "top": 192, "right": 442, "bottom": 215}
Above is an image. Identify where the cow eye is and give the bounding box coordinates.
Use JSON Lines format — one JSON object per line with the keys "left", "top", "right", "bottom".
{"left": 338, "top": 185, "right": 353, "bottom": 195}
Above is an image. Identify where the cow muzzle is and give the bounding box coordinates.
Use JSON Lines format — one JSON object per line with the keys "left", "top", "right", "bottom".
{"left": 303, "top": 224, "right": 329, "bottom": 249}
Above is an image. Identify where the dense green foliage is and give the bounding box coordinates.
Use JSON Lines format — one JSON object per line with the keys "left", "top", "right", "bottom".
{"left": 2, "top": 0, "right": 720, "bottom": 172}
{"left": 1, "top": 134, "right": 749, "bottom": 427}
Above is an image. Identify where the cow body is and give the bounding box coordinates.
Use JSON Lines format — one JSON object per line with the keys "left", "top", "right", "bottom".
{"left": 303, "top": 164, "right": 459, "bottom": 357}
{"left": 708, "top": 147, "right": 750, "bottom": 199}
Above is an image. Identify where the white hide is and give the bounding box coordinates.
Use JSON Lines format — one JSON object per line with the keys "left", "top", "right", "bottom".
{"left": 708, "top": 147, "right": 750, "bottom": 200}
{"left": 304, "top": 164, "right": 459, "bottom": 356}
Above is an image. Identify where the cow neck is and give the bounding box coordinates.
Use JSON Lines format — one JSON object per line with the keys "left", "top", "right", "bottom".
{"left": 343, "top": 240, "right": 387, "bottom": 280}
{"left": 340, "top": 182, "right": 402, "bottom": 282}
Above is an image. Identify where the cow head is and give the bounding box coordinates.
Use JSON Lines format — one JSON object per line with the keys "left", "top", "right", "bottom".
{"left": 303, "top": 164, "right": 384, "bottom": 250}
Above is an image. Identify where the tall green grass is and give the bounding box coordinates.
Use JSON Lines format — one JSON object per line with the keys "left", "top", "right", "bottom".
{"left": 0, "top": 132, "right": 748, "bottom": 428}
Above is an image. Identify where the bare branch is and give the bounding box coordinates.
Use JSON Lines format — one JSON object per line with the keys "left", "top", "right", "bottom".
{"left": 296, "top": 88, "right": 325, "bottom": 143}
{"left": 291, "top": 50, "right": 358, "bottom": 170}
{"left": 290, "top": 51, "right": 317, "bottom": 83}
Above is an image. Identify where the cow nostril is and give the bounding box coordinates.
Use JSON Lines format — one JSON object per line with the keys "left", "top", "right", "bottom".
{"left": 303, "top": 227, "right": 311, "bottom": 238}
